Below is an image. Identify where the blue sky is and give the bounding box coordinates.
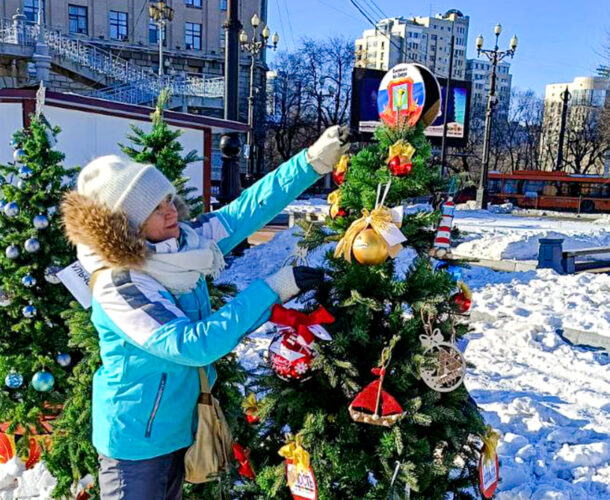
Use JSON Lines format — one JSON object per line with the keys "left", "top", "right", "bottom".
{"left": 266, "top": 0, "right": 609, "bottom": 95}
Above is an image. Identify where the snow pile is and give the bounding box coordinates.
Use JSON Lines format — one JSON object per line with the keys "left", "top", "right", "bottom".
{"left": 0, "top": 459, "right": 56, "bottom": 500}
{"left": 453, "top": 210, "right": 610, "bottom": 261}
{"left": 465, "top": 267, "right": 610, "bottom": 498}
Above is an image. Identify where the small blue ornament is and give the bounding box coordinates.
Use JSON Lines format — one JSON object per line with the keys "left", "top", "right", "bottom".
{"left": 4, "top": 201, "right": 19, "bottom": 217}
{"left": 5, "top": 371, "right": 24, "bottom": 389}
{"left": 22, "top": 305, "right": 36, "bottom": 318}
{"left": 22, "top": 275, "right": 36, "bottom": 288}
{"left": 5, "top": 245, "right": 20, "bottom": 259}
{"left": 18, "top": 166, "right": 32, "bottom": 179}
{"left": 24, "top": 238, "right": 40, "bottom": 253}
{"left": 33, "top": 214, "right": 49, "bottom": 230}
{"left": 446, "top": 265, "right": 463, "bottom": 282}
{"left": 47, "top": 206, "right": 57, "bottom": 217}
{"left": 13, "top": 149, "right": 26, "bottom": 163}
{"left": 9, "top": 138, "right": 18, "bottom": 149}
{"left": 56, "top": 353, "right": 71, "bottom": 368}
{"left": 31, "top": 370, "right": 54, "bottom": 392}
{"left": 0, "top": 200, "right": 6, "bottom": 212}
{"left": 44, "top": 266, "right": 62, "bottom": 284}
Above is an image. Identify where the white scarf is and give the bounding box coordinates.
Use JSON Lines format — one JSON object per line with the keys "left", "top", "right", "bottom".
{"left": 142, "top": 224, "right": 226, "bottom": 295}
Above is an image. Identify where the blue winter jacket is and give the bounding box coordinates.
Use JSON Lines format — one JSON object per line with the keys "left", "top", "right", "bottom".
{"left": 87, "top": 150, "right": 319, "bottom": 460}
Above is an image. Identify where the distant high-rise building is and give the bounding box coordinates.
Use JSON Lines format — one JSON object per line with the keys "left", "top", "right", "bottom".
{"left": 539, "top": 76, "right": 609, "bottom": 172}
{"left": 465, "top": 58, "right": 512, "bottom": 117}
{"left": 354, "top": 9, "right": 469, "bottom": 80}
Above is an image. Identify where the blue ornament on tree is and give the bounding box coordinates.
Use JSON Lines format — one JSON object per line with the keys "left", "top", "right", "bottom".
{"left": 44, "top": 266, "right": 62, "bottom": 284}
{"left": 9, "top": 138, "right": 18, "bottom": 149}
{"left": 18, "top": 166, "right": 33, "bottom": 179}
{"left": 5, "top": 245, "right": 20, "bottom": 259}
{"left": 22, "top": 275, "right": 36, "bottom": 288}
{"left": 47, "top": 206, "right": 57, "bottom": 217}
{"left": 5, "top": 371, "right": 24, "bottom": 389}
{"left": 0, "top": 200, "right": 6, "bottom": 212}
{"left": 13, "top": 149, "right": 26, "bottom": 163}
{"left": 22, "top": 305, "right": 36, "bottom": 318}
{"left": 31, "top": 370, "right": 54, "bottom": 392}
{"left": 56, "top": 353, "right": 71, "bottom": 368}
{"left": 24, "top": 238, "right": 40, "bottom": 253}
{"left": 33, "top": 214, "right": 49, "bottom": 229}
{"left": 4, "top": 201, "right": 19, "bottom": 217}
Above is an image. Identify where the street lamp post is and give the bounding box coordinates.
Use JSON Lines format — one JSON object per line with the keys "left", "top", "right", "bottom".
{"left": 240, "top": 15, "right": 279, "bottom": 181}
{"left": 556, "top": 86, "right": 572, "bottom": 171}
{"left": 149, "top": 1, "right": 175, "bottom": 77}
{"left": 475, "top": 24, "right": 518, "bottom": 209}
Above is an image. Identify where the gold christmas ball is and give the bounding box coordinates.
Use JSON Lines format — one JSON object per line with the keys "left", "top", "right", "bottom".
{"left": 352, "top": 228, "right": 389, "bottom": 265}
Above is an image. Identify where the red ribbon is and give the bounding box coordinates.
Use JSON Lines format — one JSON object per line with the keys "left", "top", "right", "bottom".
{"left": 233, "top": 443, "right": 255, "bottom": 480}
{"left": 270, "top": 304, "right": 335, "bottom": 347}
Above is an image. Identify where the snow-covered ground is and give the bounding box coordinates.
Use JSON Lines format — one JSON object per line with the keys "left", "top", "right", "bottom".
{"left": 2, "top": 206, "right": 609, "bottom": 499}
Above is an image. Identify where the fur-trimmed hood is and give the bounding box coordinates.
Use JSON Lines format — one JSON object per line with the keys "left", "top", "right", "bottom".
{"left": 61, "top": 190, "right": 190, "bottom": 270}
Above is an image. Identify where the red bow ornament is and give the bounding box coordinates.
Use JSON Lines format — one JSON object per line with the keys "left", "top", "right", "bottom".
{"left": 233, "top": 443, "right": 256, "bottom": 480}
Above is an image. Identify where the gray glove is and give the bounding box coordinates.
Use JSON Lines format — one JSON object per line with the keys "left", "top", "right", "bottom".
{"left": 305, "top": 125, "right": 351, "bottom": 175}
{"left": 265, "top": 266, "right": 325, "bottom": 303}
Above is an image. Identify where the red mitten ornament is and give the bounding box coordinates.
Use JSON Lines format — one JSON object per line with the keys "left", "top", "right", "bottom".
{"left": 233, "top": 443, "right": 256, "bottom": 480}
{"left": 478, "top": 427, "right": 501, "bottom": 498}
{"left": 279, "top": 435, "right": 318, "bottom": 500}
{"left": 268, "top": 305, "right": 334, "bottom": 382}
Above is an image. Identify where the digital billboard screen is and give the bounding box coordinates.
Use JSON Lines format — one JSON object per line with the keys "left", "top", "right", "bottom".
{"left": 350, "top": 67, "right": 471, "bottom": 148}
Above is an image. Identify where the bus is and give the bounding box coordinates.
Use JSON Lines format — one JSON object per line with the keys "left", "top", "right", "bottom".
{"left": 487, "top": 170, "right": 610, "bottom": 213}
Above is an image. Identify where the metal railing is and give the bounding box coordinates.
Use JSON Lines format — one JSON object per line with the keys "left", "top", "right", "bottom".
{"left": 0, "top": 17, "right": 224, "bottom": 101}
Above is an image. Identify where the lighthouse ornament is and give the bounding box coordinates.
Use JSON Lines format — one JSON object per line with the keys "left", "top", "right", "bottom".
{"left": 430, "top": 178, "right": 460, "bottom": 260}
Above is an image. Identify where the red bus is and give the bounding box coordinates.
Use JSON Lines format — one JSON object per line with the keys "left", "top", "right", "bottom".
{"left": 487, "top": 170, "right": 610, "bottom": 213}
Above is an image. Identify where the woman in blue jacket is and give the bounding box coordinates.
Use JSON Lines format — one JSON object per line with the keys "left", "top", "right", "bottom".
{"left": 61, "top": 126, "right": 349, "bottom": 499}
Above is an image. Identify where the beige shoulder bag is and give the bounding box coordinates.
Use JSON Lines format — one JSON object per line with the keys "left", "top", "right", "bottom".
{"left": 184, "top": 367, "right": 234, "bottom": 483}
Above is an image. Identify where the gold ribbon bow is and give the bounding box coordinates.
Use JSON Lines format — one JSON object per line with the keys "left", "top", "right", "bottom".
{"left": 386, "top": 140, "right": 416, "bottom": 165}
{"left": 327, "top": 189, "right": 343, "bottom": 219}
{"left": 335, "top": 154, "right": 350, "bottom": 174}
{"left": 480, "top": 426, "right": 500, "bottom": 465}
{"left": 334, "top": 207, "right": 401, "bottom": 262}
{"left": 458, "top": 281, "right": 472, "bottom": 301}
{"left": 278, "top": 434, "right": 310, "bottom": 486}
{"left": 241, "top": 393, "right": 258, "bottom": 414}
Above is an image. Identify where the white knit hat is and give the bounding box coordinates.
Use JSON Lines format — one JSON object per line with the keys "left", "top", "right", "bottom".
{"left": 77, "top": 155, "right": 176, "bottom": 228}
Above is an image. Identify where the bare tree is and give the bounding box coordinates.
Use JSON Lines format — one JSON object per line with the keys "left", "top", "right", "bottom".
{"left": 264, "top": 37, "right": 354, "bottom": 172}
{"left": 563, "top": 110, "right": 606, "bottom": 174}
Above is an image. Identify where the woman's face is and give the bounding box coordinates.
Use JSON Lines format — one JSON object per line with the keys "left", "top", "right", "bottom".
{"left": 142, "top": 195, "right": 180, "bottom": 242}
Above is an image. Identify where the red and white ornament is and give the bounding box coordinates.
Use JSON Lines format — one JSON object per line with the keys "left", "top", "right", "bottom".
{"left": 285, "top": 460, "right": 318, "bottom": 500}
{"left": 268, "top": 305, "right": 335, "bottom": 382}
{"left": 430, "top": 197, "right": 455, "bottom": 259}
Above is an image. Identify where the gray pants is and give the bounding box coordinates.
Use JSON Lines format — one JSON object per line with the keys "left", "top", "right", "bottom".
{"left": 98, "top": 448, "right": 187, "bottom": 500}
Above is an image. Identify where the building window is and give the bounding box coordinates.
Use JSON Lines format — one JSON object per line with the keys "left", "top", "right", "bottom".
{"left": 69, "top": 5, "right": 88, "bottom": 35}
{"left": 149, "top": 18, "right": 167, "bottom": 45}
{"left": 109, "top": 11, "right": 128, "bottom": 41}
{"left": 220, "top": 0, "right": 228, "bottom": 9}
{"left": 186, "top": 0, "right": 202, "bottom": 7}
{"left": 24, "top": 0, "right": 44, "bottom": 22}
{"left": 185, "top": 22, "right": 202, "bottom": 50}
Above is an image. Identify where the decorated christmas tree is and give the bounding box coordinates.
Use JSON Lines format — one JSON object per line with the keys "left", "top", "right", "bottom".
{"left": 232, "top": 66, "right": 491, "bottom": 499}
{"left": 120, "top": 89, "right": 204, "bottom": 217}
{"left": 0, "top": 111, "right": 76, "bottom": 464}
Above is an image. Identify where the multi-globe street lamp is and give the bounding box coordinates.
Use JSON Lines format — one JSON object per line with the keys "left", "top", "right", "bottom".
{"left": 240, "top": 14, "right": 279, "bottom": 180}
{"left": 475, "top": 23, "right": 518, "bottom": 209}
{"left": 149, "top": 1, "right": 175, "bottom": 77}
